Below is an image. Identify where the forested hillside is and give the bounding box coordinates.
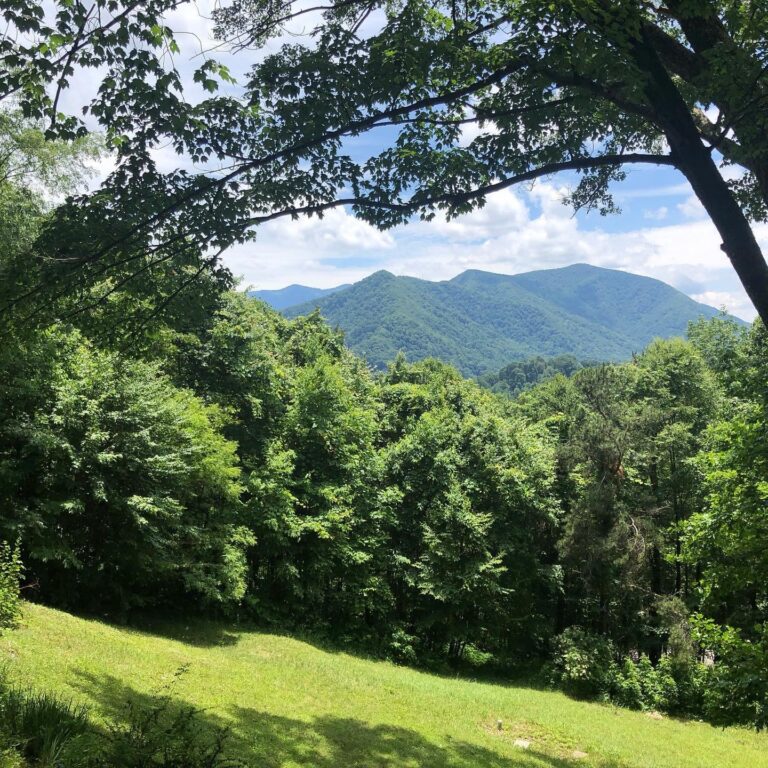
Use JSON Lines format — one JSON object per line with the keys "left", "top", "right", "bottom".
{"left": 282, "top": 266, "right": 730, "bottom": 374}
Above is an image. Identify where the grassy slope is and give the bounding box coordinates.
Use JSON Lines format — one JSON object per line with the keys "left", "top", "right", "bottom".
{"left": 3, "top": 605, "right": 767, "bottom": 768}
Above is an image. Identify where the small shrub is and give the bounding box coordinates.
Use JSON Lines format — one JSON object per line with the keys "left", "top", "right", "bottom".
{"left": 665, "top": 656, "right": 709, "bottom": 717}
{"left": 610, "top": 657, "right": 643, "bottom": 709}
{"left": 92, "top": 667, "right": 243, "bottom": 768}
{"left": 691, "top": 615, "right": 768, "bottom": 730}
{"left": 548, "top": 627, "right": 616, "bottom": 699}
{"left": 0, "top": 542, "right": 22, "bottom": 632}
{"left": 635, "top": 655, "right": 670, "bottom": 711}
{"left": 0, "top": 679, "right": 89, "bottom": 768}
{"left": 388, "top": 629, "right": 419, "bottom": 665}
{"left": 0, "top": 747, "right": 24, "bottom": 768}
{"left": 461, "top": 643, "right": 494, "bottom": 668}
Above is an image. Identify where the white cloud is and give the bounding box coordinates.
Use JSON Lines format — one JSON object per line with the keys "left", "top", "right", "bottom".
{"left": 692, "top": 291, "right": 754, "bottom": 320}
{"left": 614, "top": 182, "right": 691, "bottom": 200}
{"left": 423, "top": 189, "right": 528, "bottom": 240}
{"left": 458, "top": 119, "right": 500, "bottom": 147}
{"left": 224, "top": 183, "right": 762, "bottom": 322}
{"left": 677, "top": 194, "right": 707, "bottom": 219}
{"left": 263, "top": 207, "right": 395, "bottom": 250}
{"left": 643, "top": 206, "right": 668, "bottom": 221}
{"left": 223, "top": 206, "right": 395, "bottom": 290}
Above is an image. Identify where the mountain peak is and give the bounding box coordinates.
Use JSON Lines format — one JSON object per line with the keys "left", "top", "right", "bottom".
{"left": 278, "top": 264, "right": 731, "bottom": 375}
{"left": 365, "top": 269, "right": 396, "bottom": 281}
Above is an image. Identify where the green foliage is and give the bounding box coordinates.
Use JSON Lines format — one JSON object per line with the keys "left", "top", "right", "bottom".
{"left": 379, "top": 357, "right": 559, "bottom": 660}
{"left": 0, "top": 543, "right": 22, "bottom": 632}
{"left": 0, "top": 675, "right": 88, "bottom": 768}
{"left": 0, "top": 108, "right": 102, "bottom": 198}
{"left": 0, "top": 328, "right": 248, "bottom": 613}
{"left": 684, "top": 323, "right": 768, "bottom": 632}
{"left": 691, "top": 615, "right": 768, "bottom": 731}
{"left": 0, "top": 667, "right": 243, "bottom": 768}
{"left": 687, "top": 312, "right": 748, "bottom": 393}
{"left": 549, "top": 629, "right": 709, "bottom": 716}
{"left": 94, "top": 669, "right": 241, "bottom": 768}
{"left": 478, "top": 354, "right": 590, "bottom": 397}
{"left": 548, "top": 627, "right": 616, "bottom": 699}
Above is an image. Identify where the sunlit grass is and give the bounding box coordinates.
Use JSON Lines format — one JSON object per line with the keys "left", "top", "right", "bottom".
{"left": 3, "top": 603, "right": 766, "bottom": 768}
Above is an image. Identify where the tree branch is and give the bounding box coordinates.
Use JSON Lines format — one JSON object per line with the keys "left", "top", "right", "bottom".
{"left": 244, "top": 152, "right": 677, "bottom": 227}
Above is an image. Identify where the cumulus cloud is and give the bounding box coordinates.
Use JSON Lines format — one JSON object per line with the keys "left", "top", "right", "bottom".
{"left": 643, "top": 206, "right": 668, "bottom": 221}
{"left": 677, "top": 194, "right": 707, "bottom": 219}
{"left": 225, "top": 183, "right": 762, "bottom": 321}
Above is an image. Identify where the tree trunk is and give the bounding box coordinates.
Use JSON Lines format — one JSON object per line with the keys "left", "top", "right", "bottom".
{"left": 664, "top": 0, "right": 768, "bottom": 212}
{"left": 632, "top": 29, "right": 768, "bottom": 325}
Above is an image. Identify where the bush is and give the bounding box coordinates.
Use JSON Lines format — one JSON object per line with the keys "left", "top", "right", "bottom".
{"left": 0, "top": 676, "right": 89, "bottom": 768}
{"left": 548, "top": 627, "right": 616, "bottom": 699}
{"left": 549, "top": 626, "right": 712, "bottom": 717}
{"left": 665, "top": 656, "right": 710, "bottom": 717}
{"left": 388, "top": 629, "right": 419, "bottom": 665}
{"left": 91, "top": 667, "right": 243, "bottom": 768}
{"left": 0, "top": 542, "right": 22, "bottom": 632}
{"left": 692, "top": 615, "right": 768, "bottom": 730}
{"left": 610, "top": 657, "right": 643, "bottom": 709}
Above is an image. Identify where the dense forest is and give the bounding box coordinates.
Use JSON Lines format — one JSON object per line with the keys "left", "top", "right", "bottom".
{"left": 477, "top": 355, "right": 593, "bottom": 397}
{"left": 0, "top": 111, "right": 766, "bottom": 747}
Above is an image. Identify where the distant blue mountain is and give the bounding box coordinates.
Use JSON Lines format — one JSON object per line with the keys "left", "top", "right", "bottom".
{"left": 248, "top": 283, "right": 351, "bottom": 310}
{"left": 278, "top": 264, "right": 743, "bottom": 375}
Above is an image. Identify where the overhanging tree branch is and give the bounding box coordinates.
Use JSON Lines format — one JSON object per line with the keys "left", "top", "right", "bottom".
{"left": 245, "top": 152, "right": 677, "bottom": 227}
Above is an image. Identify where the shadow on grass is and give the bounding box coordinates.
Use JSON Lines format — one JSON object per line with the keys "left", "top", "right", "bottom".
{"left": 57, "top": 606, "right": 244, "bottom": 649}
{"left": 72, "top": 670, "right": 622, "bottom": 768}
{"left": 78, "top": 608, "right": 551, "bottom": 691}
{"left": 119, "top": 613, "right": 243, "bottom": 649}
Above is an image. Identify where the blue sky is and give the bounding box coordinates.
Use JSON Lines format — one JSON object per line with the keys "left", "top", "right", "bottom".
{"left": 71, "top": 1, "right": 763, "bottom": 321}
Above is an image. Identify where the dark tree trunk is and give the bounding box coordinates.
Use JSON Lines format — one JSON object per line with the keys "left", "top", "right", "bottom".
{"left": 664, "top": 0, "right": 768, "bottom": 211}
{"left": 631, "top": 29, "right": 768, "bottom": 326}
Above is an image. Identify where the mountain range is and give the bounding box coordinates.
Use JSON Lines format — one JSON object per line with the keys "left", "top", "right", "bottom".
{"left": 248, "top": 283, "right": 350, "bottom": 310}
{"left": 255, "top": 264, "right": 735, "bottom": 375}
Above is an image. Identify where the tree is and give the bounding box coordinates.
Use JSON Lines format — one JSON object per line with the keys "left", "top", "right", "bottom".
{"left": 211, "top": 0, "right": 768, "bottom": 321}
{"left": 632, "top": 338, "right": 717, "bottom": 599}
{"left": 684, "top": 322, "right": 768, "bottom": 632}
{"left": 380, "top": 358, "right": 558, "bottom": 660}
{"left": 520, "top": 343, "right": 719, "bottom": 657}
{"left": 4, "top": 2, "right": 768, "bottom": 323}
{"left": 0, "top": 327, "right": 249, "bottom": 613}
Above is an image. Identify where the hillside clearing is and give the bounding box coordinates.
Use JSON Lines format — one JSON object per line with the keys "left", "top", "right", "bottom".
{"left": 2, "top": 604, "right": 766, "bottom": 768}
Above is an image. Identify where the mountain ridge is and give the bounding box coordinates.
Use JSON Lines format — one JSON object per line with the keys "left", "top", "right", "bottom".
{"left": 248, "top": 282, "right": 350, "bottom": 310}
{"left": 268, "top": 265, "right": 737, "bottom": 375}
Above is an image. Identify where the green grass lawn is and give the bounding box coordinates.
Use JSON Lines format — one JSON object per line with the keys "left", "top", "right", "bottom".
{"left": 2, "top": 603, "right": 766, "bottom": 768}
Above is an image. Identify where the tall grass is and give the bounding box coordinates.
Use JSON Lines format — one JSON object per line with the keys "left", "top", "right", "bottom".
{"left": 0, "top": 673, "right": 89, "bottom": 767}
